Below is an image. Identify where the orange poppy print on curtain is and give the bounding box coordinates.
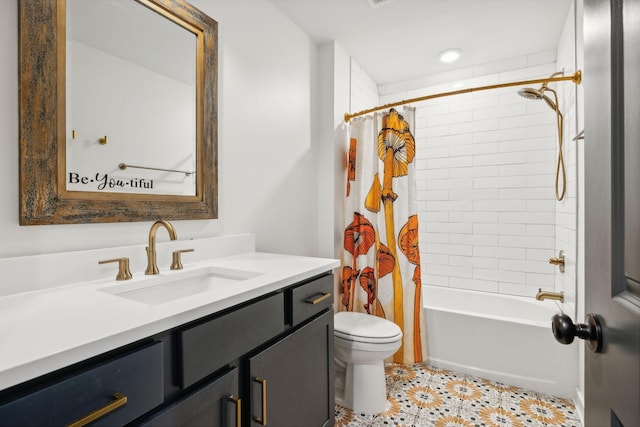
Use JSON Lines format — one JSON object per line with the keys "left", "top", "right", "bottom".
{"left": 377, "top": 243, "right": 395, "bottom": 279}
{"left": 342, "top": 107, "right": 426, "bottom": 364}
{"left": 341, "top": 266, "right": 358, "bottom": 310}
{"left": 399, "top": 215, "right": 420, "bottom": 265}
{"left": 344, "top": 212, "right": 375, "bottom": 257}
{"left": 377, "top": 109, "right": 417, "bottom": 362}
{"left": 398, "top": 214, "right": 423, "bottom": 362}
{"left": 359, "top": 267, "right": 377, "bottom": 314}
{"left": 343, "top": 212, "right": 376, "bottom": 311}
{"left": 346, "top": 138, "right": 357, "bottom": 196}
{"left": 378, "top": 109, "right": 416, "bottom": 178}
{"left": 365, "top": 173, "right": 382, "bottom": 213}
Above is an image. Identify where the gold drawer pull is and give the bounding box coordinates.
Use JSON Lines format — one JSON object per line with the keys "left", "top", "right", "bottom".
{"left": 66, "top": 392, "right": 128, "bottom": 427}
{"left": 253, "top": 377, "right": 267, "bottom": 425}
{"left": 306, "top": 292, "right": 331, "bottom": 305}
{"left": 228, "top": 395, "right": 242, "bottom": 427}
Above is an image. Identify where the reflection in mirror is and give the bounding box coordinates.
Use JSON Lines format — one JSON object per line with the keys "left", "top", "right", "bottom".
{"left": 19, "top": 0, "right": 218, "bottom": 224}
{"left": 66, "top": 0, "right": 197, "bottom": 196}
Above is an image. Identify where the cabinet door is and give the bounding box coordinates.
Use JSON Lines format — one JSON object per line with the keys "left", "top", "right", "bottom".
{"left": 248, "top": 310, "right": 334, "bottom": 427}
{"left": 139, "top": 367, "right": 240, "bottom": 427}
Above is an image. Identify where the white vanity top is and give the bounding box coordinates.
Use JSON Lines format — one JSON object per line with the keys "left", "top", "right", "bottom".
{"left": 0, "top": 235, "right": 339, "bottom": 390}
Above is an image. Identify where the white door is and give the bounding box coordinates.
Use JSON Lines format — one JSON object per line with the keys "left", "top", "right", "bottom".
{"left": 583, "top": 0, "right": 640, "bottom": 425}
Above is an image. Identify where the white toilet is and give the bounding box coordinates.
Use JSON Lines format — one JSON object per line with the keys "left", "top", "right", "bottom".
{"left": 334, "top": 311, "right": 403, "bottom": 414}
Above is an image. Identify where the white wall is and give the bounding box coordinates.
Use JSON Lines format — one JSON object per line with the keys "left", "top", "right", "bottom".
{"left": 0, "top": 0, "right": 325, "bottom": 263}
{"left": 350, "top": 59, "right": 379, "bottom": 114}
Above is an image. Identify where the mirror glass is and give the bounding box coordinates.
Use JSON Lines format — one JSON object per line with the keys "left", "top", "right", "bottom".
{"left": 19, "top": 0, "right": 218, "bottom": 224}
{"left": 66, "top": 0, "right": 197, "bottom": 195}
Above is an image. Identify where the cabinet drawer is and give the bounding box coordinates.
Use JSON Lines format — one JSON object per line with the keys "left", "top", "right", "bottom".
{"left": 179, "top": 293, "right": 285, "bottom": 388}
{"left": 0, "top": 342, "right": 163, "bottom": 427}
{"left": 140, "top": 367, "right": 239, "bottom": 427}
{"left": 290, "top": 274, "right": 333, "bottom": 325}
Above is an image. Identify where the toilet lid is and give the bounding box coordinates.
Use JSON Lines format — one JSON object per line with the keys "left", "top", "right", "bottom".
{"left": 334, "top": 311, "right": 402, "bottom": 343}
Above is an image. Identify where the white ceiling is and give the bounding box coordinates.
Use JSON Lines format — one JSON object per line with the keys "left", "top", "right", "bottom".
{"left": 269, "top": 0, "right": 573, "bottom": 86}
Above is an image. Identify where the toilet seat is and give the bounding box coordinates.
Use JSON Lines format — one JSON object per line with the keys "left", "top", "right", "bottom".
{"left": 335, "top": 311, "right": 402, "bottom": 344}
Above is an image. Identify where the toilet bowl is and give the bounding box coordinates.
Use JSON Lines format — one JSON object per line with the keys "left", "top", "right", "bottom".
{"left": 334, "top": 311, "right": 402, "bottom": 414}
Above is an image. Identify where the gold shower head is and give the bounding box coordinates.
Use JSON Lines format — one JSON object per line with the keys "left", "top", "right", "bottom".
{"left": 517, "top": 71, "right": 564, "bottom": 111}
{"left": 516, "top": 72, "right": 566, "bottom": 201}
{"left": 518, "top": 87, "right": 545, "bottom": 100}
{"left": 517, "top": 86, "right": 558, "bottom": 111}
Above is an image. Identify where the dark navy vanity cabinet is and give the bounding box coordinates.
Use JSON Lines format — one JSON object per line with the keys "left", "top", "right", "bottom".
{"left": 0, "top": 273, "right": 334, "bottom": 427}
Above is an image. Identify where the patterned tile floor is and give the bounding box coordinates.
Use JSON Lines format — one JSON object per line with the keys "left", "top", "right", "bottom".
{"left": 335, "top": 363, "right": 582, "bottom": 427}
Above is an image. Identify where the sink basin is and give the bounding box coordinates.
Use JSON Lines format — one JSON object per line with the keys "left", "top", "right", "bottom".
{"left": 99, "top": 266, "right": 262, "bottom": 305}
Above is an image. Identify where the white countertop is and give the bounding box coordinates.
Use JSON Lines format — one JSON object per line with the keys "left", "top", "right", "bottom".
{"left": 0, "top": 251, "right": 339, "bottom": 390}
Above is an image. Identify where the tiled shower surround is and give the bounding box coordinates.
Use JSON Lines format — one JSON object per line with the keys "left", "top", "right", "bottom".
{"left": 349, "top": 48, "right": 577, "bottom": 300}
{"left": 382, "top": 58, "right": 560, "bottom": 298}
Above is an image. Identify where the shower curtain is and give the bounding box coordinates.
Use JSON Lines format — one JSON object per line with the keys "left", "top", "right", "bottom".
{"left": 341, "top": 107, "right": 427, "bottom": 364}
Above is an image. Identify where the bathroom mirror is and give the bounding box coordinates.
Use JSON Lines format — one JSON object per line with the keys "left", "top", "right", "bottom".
{"left": 66, "top": 0, "right": 198, "bottom": 197}
{"left": 19, "top": 0, "right": 218, "bottom": 225}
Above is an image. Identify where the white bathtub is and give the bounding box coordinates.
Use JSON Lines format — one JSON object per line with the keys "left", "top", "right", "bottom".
{"left": 423, "top": 285, "right": 577, "bottom": 399}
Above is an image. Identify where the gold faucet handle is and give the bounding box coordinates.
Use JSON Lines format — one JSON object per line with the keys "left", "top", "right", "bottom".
{"left": 171, "top": 249, "right": 195, "bottom": 270}
{"left": 99, "top": 258, "right": 133, "bottom": 281}
{"left": 548, "top": 250, "right": 565, "bottom": 273}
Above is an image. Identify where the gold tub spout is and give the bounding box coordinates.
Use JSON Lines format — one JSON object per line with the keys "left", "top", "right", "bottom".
{"left": 145, "top": 220, "right": 178, "bottom": 275}
{"left": 536, "top": 288, "right": 565, "bottom": 302}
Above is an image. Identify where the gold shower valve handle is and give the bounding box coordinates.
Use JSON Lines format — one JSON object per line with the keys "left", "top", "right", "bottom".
{"left": 99, "top": 135, "right": 108, "bottom": 145}
{"left": 548, "top": 250, "right": 565, "bottom": 273}
{"left": 99, "top": 258, "right": 133, "bottom": 281}
{"left": 170, "top": 248, "right": 194, "bottom": 270}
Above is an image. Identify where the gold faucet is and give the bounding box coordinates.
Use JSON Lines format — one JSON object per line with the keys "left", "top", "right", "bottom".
{"left": 145, "top": 220, "right": 177, "bottom": 275}
{"left": 536, "top": 288, "right": 564, "bottom": 302}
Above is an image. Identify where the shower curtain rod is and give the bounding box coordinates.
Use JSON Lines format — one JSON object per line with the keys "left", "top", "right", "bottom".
{"left": 343, "top": 70, "right": 582, "bottom": 123}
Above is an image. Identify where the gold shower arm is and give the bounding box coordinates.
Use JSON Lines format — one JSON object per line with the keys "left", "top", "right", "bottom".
{"left": 344, "top": 70, "right": 582, "bottom": 122}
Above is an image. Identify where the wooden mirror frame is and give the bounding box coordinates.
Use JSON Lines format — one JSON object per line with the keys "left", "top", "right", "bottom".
{"left": 19, "top": 0, "right": 217, "bottom": 225}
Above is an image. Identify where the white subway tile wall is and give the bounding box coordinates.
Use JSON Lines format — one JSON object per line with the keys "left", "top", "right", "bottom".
{"left": 349, "top": 58, "right": 379, "bottom": 115}
{"left": 555, "top": 4, "right": 579, "bottom": 319}
{"left": 390, "top": 63, "right": 559, "bottom": 298}
{"left": 349, "top": 48, "right": 578, "bottom": 302}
